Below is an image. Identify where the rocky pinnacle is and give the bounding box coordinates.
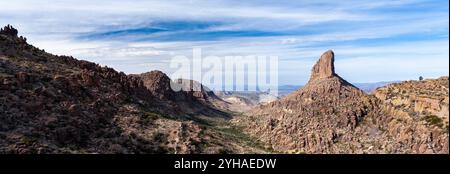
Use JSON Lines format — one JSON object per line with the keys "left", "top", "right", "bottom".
{"left": 309, "top": 50, "right": 336, "bottom": 82}
{"left": 0, "top": 25, "right": 19, "bottom": 37}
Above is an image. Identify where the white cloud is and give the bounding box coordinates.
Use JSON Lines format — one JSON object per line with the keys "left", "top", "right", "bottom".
{"left": 1, "top": 0, "right": 448, "bottom": 85}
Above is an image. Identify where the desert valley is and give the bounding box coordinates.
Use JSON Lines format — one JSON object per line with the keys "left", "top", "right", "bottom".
{"left": 1, "top": 25, "right": 448, "bottom": 154}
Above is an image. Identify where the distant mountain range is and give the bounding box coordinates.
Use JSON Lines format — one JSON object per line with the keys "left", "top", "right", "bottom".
{"left": 215, "top": 81, "right": 401, "bottom": 102}
{"left": 277, "top": 81, "right": 400, "bottom": 97}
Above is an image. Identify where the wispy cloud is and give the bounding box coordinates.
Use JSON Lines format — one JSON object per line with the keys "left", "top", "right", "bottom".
{"left": 0, "top": 0, "right": 448, "bottom": 85}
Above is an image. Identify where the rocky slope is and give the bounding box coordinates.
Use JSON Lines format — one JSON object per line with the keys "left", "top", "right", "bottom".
{"left": 0, "top": 25, "right": 262, "bottom": 154}
{"left": 373, "top": 77, "right": 449, "bottom": 153}
{"left": 0, "top": 25, "right": 198, "bottom": 153}
{"left": 239, "top": 50, "right": 449, "bottom": 154}
{"left": 374, "top": 77, "right": 448, "bottom": 125}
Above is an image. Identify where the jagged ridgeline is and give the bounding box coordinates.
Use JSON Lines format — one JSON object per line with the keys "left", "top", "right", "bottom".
{"left": 0, "top": 25, "right": 251, "bottom": 154}
{"left": 241, "top": 50, "right": 449, "bottom": 154}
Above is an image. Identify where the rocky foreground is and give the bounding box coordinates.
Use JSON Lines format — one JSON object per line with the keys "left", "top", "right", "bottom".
{"left": 240, "top": 50, "right": 448, "bottom": 154}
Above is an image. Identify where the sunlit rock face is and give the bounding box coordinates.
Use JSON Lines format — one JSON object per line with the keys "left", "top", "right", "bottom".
{"left": 309, "top": 50, "right": 336, "bottom": 82}
{"left": 242, "top": 50, "right": 449, "bottom": 154}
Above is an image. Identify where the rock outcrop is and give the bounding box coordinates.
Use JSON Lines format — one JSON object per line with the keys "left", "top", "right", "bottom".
{"left": 240, "top": 50, "right": 449, "bottom": 154}
{"left": 174, "top": 78, "right": 229, "bottom": 109}
{"left": 0, "top": 25, "right": 19, "bottom": 37}
{"left": 242, "top": 50, "right": 380, "bottom": 153}
{"left": 137, "top": 70, "right": 176, "bottom": 100}
{"left": 309, "top": 50, "right": 336, "bottom": 82}
{"left": 132, "top": 72, "right": 230, "bottom": 115}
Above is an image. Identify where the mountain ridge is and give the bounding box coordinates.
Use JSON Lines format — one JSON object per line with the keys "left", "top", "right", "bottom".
{"left": 0, "top": 25, "right": 264, "bottom": 154}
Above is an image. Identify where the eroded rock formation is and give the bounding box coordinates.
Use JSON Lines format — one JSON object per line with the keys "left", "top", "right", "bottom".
{"left": 309, "top": 50, "right": 336, "bottom": 82}
{"left": 240, "top": 50, "right": 449, "bottom": 154}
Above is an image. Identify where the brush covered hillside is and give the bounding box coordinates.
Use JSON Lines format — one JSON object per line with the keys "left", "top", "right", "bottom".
{"left": 240, "top": 50, "right": 449, "bottom": 154}
{"left": 0, "top": 25, "right": 266, "bottom": 154}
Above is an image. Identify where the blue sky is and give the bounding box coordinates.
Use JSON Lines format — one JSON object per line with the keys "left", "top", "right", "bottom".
{"left": 0, "top": 0, "right": 448, "bottom": 86}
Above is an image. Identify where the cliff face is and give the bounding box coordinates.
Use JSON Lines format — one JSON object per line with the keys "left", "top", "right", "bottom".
{"left": 173, "top": 78, "right": 230, "bottom": 109}
{"left": 309, "top": 50, "right": 336, "bottom": 82}
{"left": 133, "top": 72, "right": 230, "bottom": 115}
{"left": 240, "top": 50, "right": 449, "bottom": 154}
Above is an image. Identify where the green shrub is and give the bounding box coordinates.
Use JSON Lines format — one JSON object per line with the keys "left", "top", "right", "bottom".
{"left": 20, "top": 136, "right": 36, "bottom": 146}
{"left": 139, "top": 112, "right": 160, "bottom": 125}
{"left": 152, "top": 132, "right": 167, "bottom": 143}
{"left": 423, "top": 115, "right": 444, "bottom": 128}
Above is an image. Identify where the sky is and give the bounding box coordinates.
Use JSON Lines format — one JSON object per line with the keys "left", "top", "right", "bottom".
{"left": 0, "top": 0, "right": 448, "bottom": 87}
